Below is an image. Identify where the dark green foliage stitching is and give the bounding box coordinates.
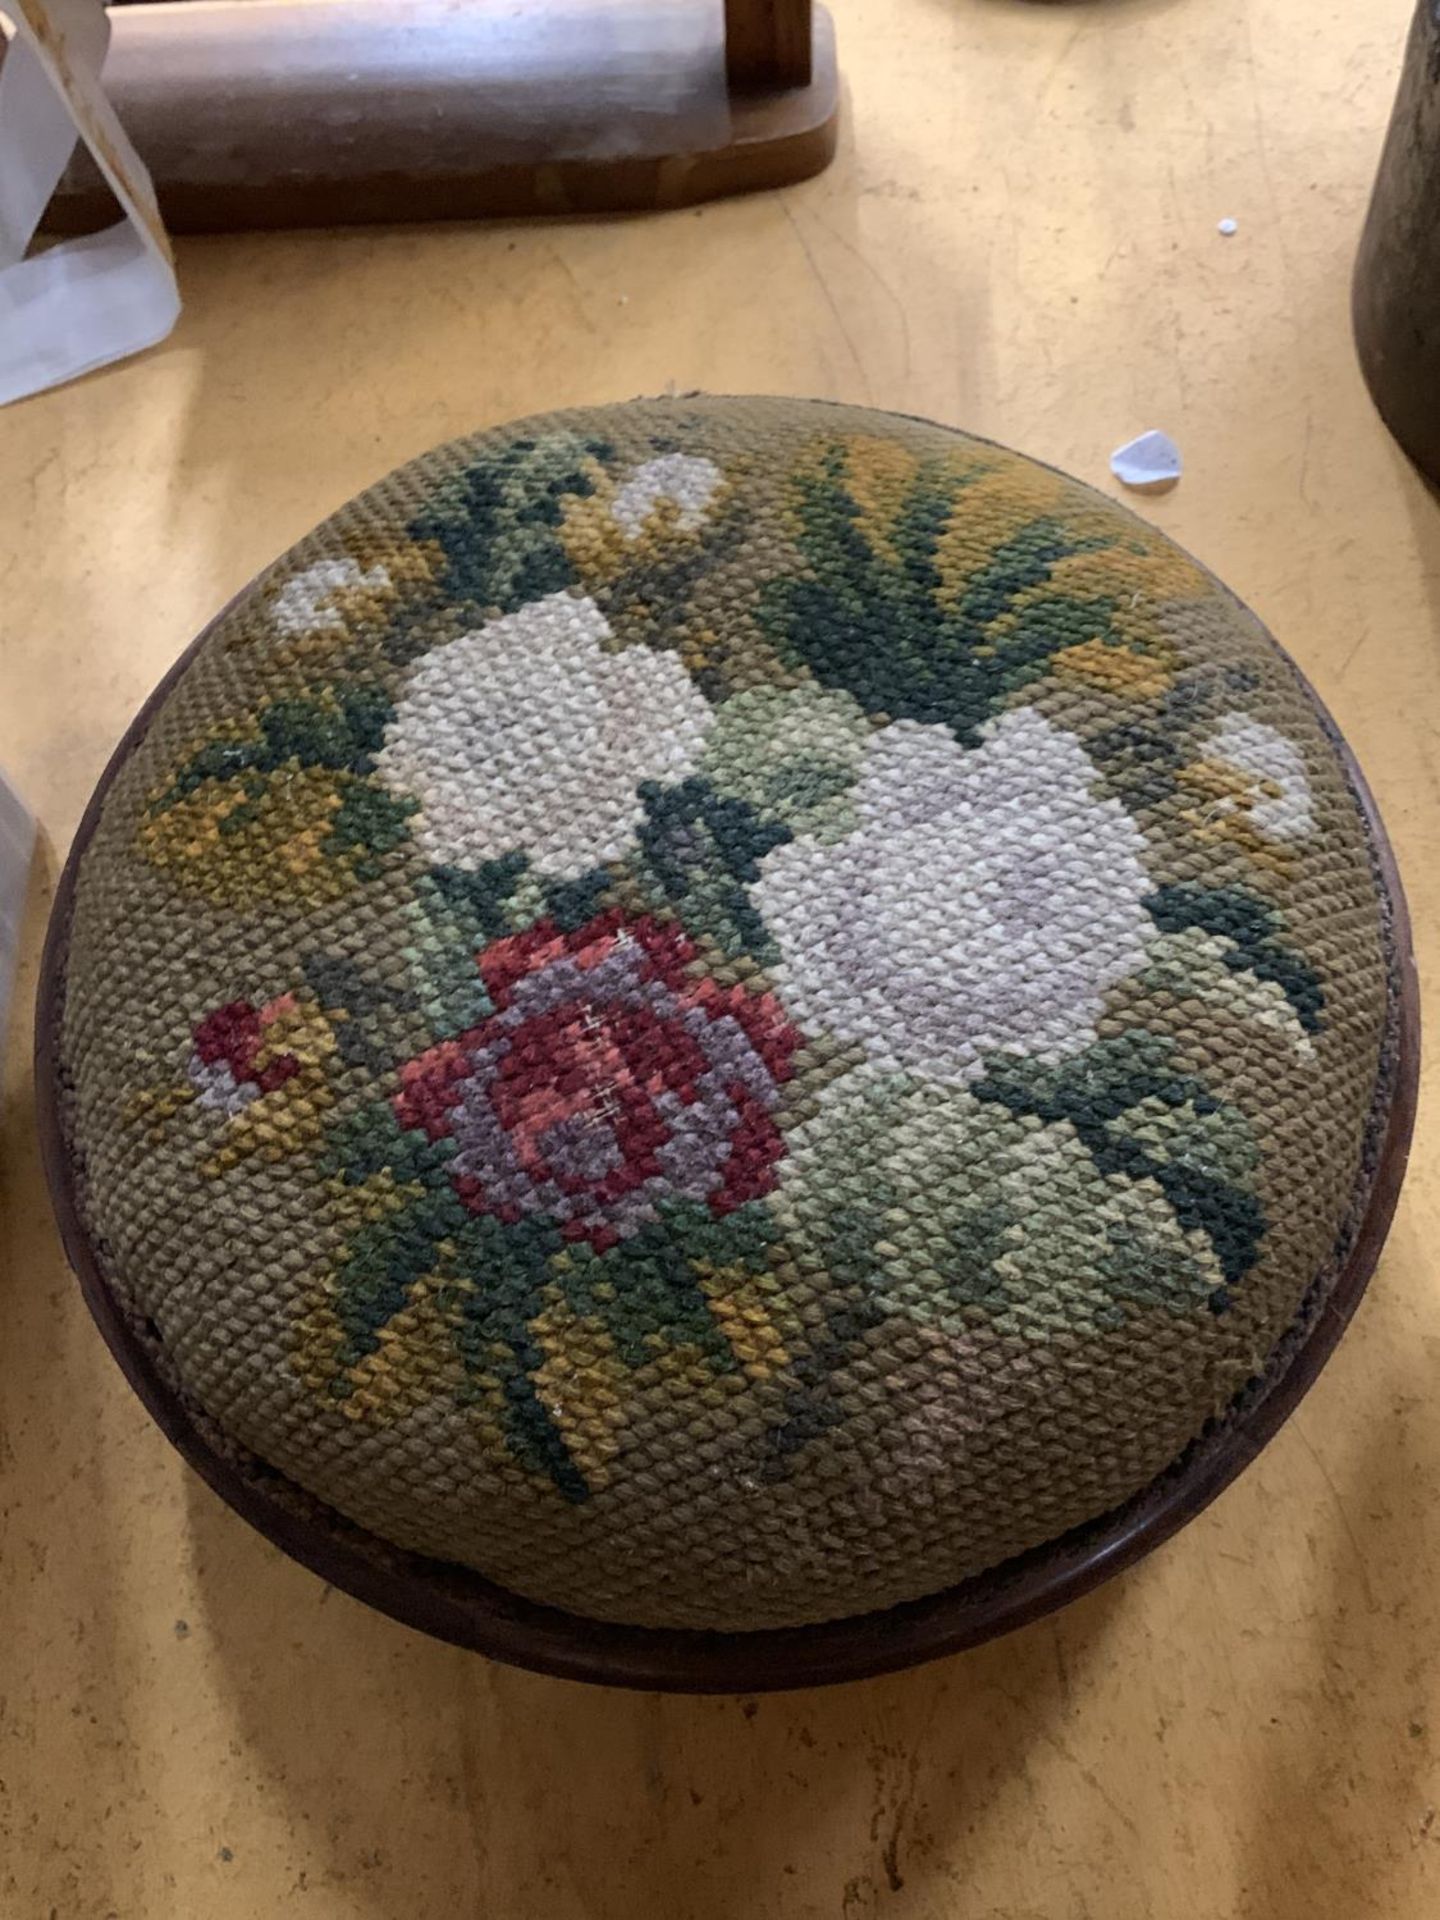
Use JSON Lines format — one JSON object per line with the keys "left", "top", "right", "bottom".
{"left": 409, "top": 432, "right": 614, "bottom": 619}
{"left": 762, "top": 445, "right": 1119, "bottom": 743}
{"left": 302, "top": 951, "right": 416, "bottom": 1072}
{"left": 152, "top": 683, "right": 417, "bottom": 873}
{"left": 425, "top": 855, "right": 530, "bottom": 947}
{"left": 1086, "top": 719, "right": 1187, "bottom": 811}
{"left": 1145, "top": 884, "right": 1325, "bottom": 1034}
{"left": 159, "top": 685, "right": 396, "bottom": 804}
{"left": 973, "top": 1031, "right": 1267, "bottom": 1306}
{"left": 324, "top": 782, "right": 417, "bottom": 877}
{"left": 636, "top": 777, "right": 792, "bottom": 961}
{"left": 757, "top": 1293, "right": 881, "bottom": 1480}
{"left": 325, "top": 1086, "right": 775, "bottom": 1499}
{"left": 543, "top": 868, "right": 613, "bottom": 933}
{"left": 422, "top": 854, "right": 611, "bottom": 944}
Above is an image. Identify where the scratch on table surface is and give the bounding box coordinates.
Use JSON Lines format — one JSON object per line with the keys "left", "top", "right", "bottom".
{"left": 1336, "top": 625, "right": 1372, "bottom": 683}
{"left": 863, "top": 1686, "right": 942, "bottom": 1899}
{"left": 992, "top": 1682, "right": 1141, "bottom": 1841}
{"left": 1036, "top": 19, "right": 1088, "bottom": 110}
{"left": 801, "top": 202, "right": 914, "bottom": 383}
{"left": 1162, "top": 164, "right": 1195, "bottom": 410}
{"left": 1291, "top": 1412, "right": 1378, "bottom": 1611}
{"left": 1241, "top": 8, "right": 1293, "bottom": 305}
{"left": 879, "top": 1745, "right": 921, "bottom": 1894}
{"left": 1051, "top": 1616, "right": 1073, "bottom": 1709}
{"left": 544, "top": 241, "right": 599, "bottom": 338}
{"left": 1298, "top": 414, "right": 1316, "bottom": 508}
{"left": 25, "top": 445, "right": 64, "bottom": 515}
{"left": 779, "top": 194, "right": 874, "bottom": 403}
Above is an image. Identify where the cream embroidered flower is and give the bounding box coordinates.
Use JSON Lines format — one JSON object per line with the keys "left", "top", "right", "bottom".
{"left": 752, "top": 707, "right": 1157, "bottom": 1084}
{"left": 1194, "top": 713, "right": 1314, "bottom": 841}
{"left": 270, "top": 557, "right": 392, "bottom": 634}
{"left": 610, "top": 454, "right": 724, "bottom": 540}
{"left": 375, "top": 590, "right": 713, "bottom": 878}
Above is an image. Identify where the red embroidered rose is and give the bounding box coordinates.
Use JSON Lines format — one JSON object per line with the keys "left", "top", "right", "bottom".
{"left": 188, "top": 995, "right": 302, "bottom": 1115}
{"left": 393, "top": 912, "right": 800, "bottom": 1250}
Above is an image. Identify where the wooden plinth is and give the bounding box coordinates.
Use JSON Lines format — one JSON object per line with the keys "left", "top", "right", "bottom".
{"left": 43, "top": 0, "right": 839, "bottom": 235}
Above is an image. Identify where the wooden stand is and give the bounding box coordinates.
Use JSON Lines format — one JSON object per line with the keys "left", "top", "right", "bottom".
{"left": 45, "top": 0, "right": 838, "bottom": 235}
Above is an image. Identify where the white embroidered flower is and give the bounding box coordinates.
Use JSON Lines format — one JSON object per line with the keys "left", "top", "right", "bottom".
{"left": 610, "top": 454, "right": 724, "bottom": 540}
{"left": 376, "top": 590, "right": 713, "bottom": 878}
{"left": 270, "top": 557, "right": 391, "bottom": 634}
{"left": 752, "top": 707, "right": 1157, "bottom": 1084}
{"left": 1198, "top": 713, "right": 1314, "bottom": 840}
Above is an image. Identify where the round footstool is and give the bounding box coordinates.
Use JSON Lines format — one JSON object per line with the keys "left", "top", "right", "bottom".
{"left": 38, "top": 397, "right": 1415, "bottom": 1690}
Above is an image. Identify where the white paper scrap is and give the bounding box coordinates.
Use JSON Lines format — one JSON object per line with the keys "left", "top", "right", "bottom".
{"left": 1110, "top": 429, "right": 1182, "bottom": 495}
{"left": 0, "top": 767, "right": 35, "bottom": 1037}
{"left": 0, "top": 0, "right": 179, "bottom": 408}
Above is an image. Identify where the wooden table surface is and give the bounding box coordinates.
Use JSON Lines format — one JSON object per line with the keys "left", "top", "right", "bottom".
{"left": 3, "top": 1, "right": 1437, "bottom": 1913}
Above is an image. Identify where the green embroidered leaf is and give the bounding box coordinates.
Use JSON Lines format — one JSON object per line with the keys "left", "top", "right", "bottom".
{"left": 327, "top": 1100, "right": 459, "bottom": 1186}
{"left": 160, "top": 684, "right": 396, "bottom": 808}
{"left": 554, "top": 1199, "right": 773, "bottom": 1370}
{"left": 300, "top": 952, "right": 410, "bottom": 1071}
{"left": 542, "top": 867, "right": 613, "bottom": 933}
{"left": 422, "top": 852, "right": 525, "bottom": 930}
{"left": 324, "top": 781, "right": 417, "bottom": 876}
{"left": 151, "top": 683, "right": 415, "bottom": 886}
{"left": 697, "top": 682, "right": 871, "bottom": 845}
{"left": 1085, "top": 717, "right": 1187, "bottom": 811}
{"left": 757, "top": 1291, "right": 876, "bottom": 1480}
{"left": 635, "top": 776, "right": 791, "bottom": 962}
{"left": 762, "top": 444, "right": 1119, "bottom": 743}
{"left": 1140, "top": 927, "right": 1316, "bottom": 1057}
{"left": 409, "top": 431, "right": 614, "bottom": 617}
{"left": 329, "top": 1181, "right": 469, "bottom": 1372}
{"left": 777, "top": 1064, "right": 1235, "bottom": 1341}
{"left": 1144, "top": 884, "right": 1324, "bottom": 1034}
{"left": 256, "top": 687, "right": 394, "bottom": 772}
{"left": 442, "top": 1201, "right": 744, "bottom": 1503}
{"left": 972, "top": 1030, "right": 1265, "bottom": 1298}
{"left": 325, "top": 1088, "right": 783, "bottom": 1499}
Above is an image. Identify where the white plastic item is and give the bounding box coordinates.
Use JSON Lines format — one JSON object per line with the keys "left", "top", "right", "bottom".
{"left": 0, "top": 0, "right": 179, "bottom": 408}
{"left": 1110, "top": 429, "right": 1183, "bottom": 495}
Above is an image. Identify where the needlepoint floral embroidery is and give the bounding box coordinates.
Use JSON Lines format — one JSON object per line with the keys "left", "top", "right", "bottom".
{"left": 392, "top": 912, "right": 800, "bottom": 1251}
{"left": 64, "top": 398, "right": 1390, "bottom": 1630}
{"left": 375, "top": 591, "right": 714, "bottom": 878}
{"left": 752, "top": 708, "right": 1157, "bottom": 1083}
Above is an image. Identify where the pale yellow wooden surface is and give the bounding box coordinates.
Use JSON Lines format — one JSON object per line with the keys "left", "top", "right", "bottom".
{"left": 3, "top": 1, "right": 1438, "bottom": 1913}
